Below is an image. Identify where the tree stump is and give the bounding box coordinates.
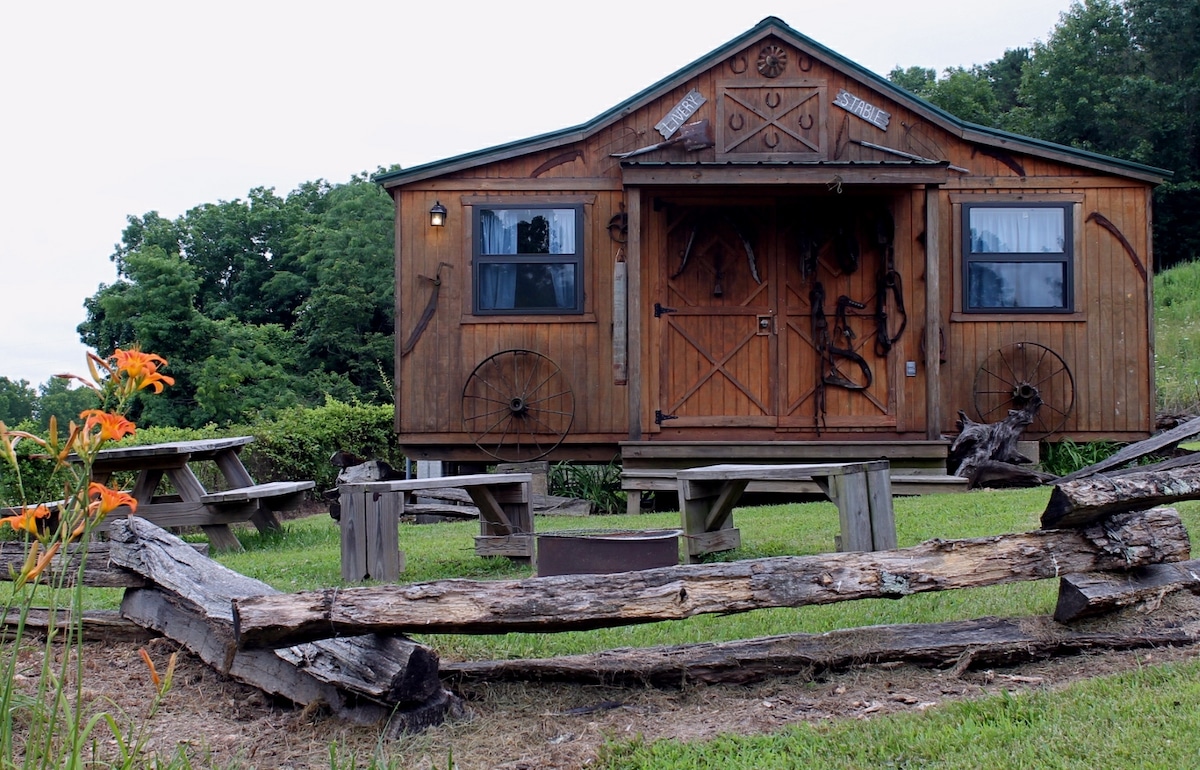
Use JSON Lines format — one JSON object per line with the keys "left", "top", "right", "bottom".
{"left": 948, "top": 397, "right": 1049, "bottom": 487}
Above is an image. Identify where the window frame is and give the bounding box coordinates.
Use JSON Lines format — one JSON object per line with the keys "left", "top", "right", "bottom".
{"left": 471, "top": 203, "right": 586, "bottom": 316}
{"left": 960, "top": 201, "right": 1075, "bottom": 314}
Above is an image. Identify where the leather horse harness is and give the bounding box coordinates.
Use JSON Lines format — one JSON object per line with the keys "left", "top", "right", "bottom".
{"left": 809, "top": 209, "right": 907, "bottom": 430}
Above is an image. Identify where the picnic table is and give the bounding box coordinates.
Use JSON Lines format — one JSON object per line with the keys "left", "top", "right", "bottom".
{"left": 338, "top": 473, "right": 534, "bottom": 581}
{"left": 676, "top": 461, "right": 897, "bottom": 563}
{"left": 88, "top": 437, "right": 314, "bottom": 552}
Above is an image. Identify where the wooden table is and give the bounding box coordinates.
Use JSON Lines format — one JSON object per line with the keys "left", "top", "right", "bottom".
{"left": 338, "top": 473, "right": 534, "bottom": 581}
{"left": 89, "top": 437, "right": 314, "bottom": 552}
{"left": 676, "top": 461, "right": 896, "bottom": 563}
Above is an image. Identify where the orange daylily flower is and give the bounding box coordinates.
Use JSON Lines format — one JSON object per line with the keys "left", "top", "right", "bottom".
{"left": 0, "top": 505, "right": 50, "bottom": 536}
{"left": 88, "top": 483, "right": 137, "bottom": 518}
{"left": 111, "top": 348, "right": 175, "bottom": 394}
{"left": 79, "top": 410, "right": 136, "bottom": 442}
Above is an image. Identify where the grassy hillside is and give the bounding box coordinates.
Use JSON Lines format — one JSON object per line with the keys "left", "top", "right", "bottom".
{"left": 1155, "top": 259, "right": 1200, "bottom": 414}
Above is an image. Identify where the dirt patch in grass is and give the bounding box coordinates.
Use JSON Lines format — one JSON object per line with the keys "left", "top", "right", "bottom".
{"left": 32, "top": 628, "right": 1199, "bottom": 769}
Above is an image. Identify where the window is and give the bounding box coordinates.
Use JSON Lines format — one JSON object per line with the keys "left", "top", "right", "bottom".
{"left": 473, "top": 205, "right": 584, "bottom": 314}
{"left": 962, "top": 202, "right": 1073, "bottom": 313}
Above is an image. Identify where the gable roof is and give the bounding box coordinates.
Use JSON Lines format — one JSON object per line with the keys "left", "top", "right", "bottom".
{"left": 375, "top": 16, "right": 1168, "bottom": 188}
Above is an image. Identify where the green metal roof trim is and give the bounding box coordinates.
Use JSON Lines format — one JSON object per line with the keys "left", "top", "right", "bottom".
{"left": 374, "top": 16, "right": 1168, "bottom": 188}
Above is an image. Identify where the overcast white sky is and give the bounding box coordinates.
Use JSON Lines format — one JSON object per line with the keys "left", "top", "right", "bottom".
{"left": 0, "top": 0, "right": 1075, "bottom": 386}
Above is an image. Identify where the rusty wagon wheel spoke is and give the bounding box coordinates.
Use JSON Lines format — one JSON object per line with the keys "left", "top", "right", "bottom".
{"left": 462, "top": 349, "right": 575, "bottom": 462}
{"left": 973, "top": 342, "right": 1075, "bottom": 439}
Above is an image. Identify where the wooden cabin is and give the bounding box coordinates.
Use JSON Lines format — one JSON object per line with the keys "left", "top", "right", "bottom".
{"left": 376, "top": 16, "right": 1167, "bottom": 480}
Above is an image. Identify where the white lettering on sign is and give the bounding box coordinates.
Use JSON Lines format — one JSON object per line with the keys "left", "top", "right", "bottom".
{"left": 655, "top": 89, "right": 707, "bottom": 139}
{"left": 833, "top": 88, "right": 890, "bottom": 131}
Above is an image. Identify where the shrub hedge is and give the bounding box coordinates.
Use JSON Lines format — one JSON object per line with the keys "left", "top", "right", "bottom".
{"left": 0, "top": 398, "right": 403, "bottom": 507}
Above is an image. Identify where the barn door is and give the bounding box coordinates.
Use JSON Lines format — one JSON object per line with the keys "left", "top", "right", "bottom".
{"left": 656, "top": 205, "right": 776, "bottom": 428}
{"left": 777, "top": 198, "right": 897, "bottom": 430}
{"left": 654, "top": 197, "right": 899, "bottom": 433}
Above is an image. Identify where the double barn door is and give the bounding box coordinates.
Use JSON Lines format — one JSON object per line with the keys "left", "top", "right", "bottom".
{"left": 653, "top": 197, "right": 900, "bottom": 433}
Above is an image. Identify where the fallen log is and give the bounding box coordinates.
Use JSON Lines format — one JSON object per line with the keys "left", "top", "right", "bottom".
{"left": 233, "top": 508, "right": 1189, "bottom": 648}
{"left": 966, "top": 460, "right": 1056, "bottom": 490}
{"left": 0, "top": 541, "right": 147, "bottom": 588}
{"left": 105, "top": 518, "right": 449, "bottom": 720}
{"left": 440, "top": 592, "right": 1200, "bottom": 687}
{"left": 1056, "top": 414, "right": 1200, "bottom": 483}
{"left": 2, "top": 608, "right": 157, "bottom": 643}
{"left": 1054, "top": 559, "right": 1200, "bottom": 622}
{"left": 1042, "top": 463, "right": 1200, "bottom": 528}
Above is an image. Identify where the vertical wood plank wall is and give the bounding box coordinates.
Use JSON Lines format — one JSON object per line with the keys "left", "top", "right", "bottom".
{"left": 390, "top": 31, "right": 1156, "bottom": 451}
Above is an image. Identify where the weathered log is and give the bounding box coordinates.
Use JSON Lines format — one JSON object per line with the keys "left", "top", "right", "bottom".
{"left": 967, "top": 460, "right": 1057, "bottom": 489}
{"left": 2, "top": 608, "right": 157, "bottom": 643}
{"left": 105, "top": 517, "right": 445, "bottom": 709}
{"left": 1054, "top": 559, "right": 1200, "bottom": 622}
{"left": 0, "top": 541, "right": 149, "bottom": 588}
{"left": 440, "top": 593, "right": 1200, "bottom": 687}
{"left": 948, "top": 399, "right": 1040, "bottom": 483}
{"left": 121, "top": 587, "right": 386, "bottom": 725}
{"left": 233, "top": 508, "right": 1189, "bottom": 648}
{"left": 1056, "top": 414, "right": 1200, "bottom": 483}
{"left": 1042, "top": 463, "right": 1200, "bottom": 528}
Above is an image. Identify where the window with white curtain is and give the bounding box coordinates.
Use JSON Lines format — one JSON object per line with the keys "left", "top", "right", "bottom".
{"left": 963, "top": 203, "right": 1073, "bottom": 312}
{"left": 473, "top": 205, "right": 584, "bottom": 314}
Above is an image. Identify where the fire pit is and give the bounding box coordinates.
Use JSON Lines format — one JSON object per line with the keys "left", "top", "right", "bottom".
{"left": 536, "top": 529, "right": 682, "bottom": 577}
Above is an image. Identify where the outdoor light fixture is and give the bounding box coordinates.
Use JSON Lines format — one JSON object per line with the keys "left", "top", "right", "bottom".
{"left": 429, "top": 201, "right": 447, "bottom": 227}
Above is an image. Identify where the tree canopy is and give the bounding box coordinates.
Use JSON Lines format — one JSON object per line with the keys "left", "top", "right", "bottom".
{"left": 888, "top": 0, "right": 1200, "bottom": 269}
{"left": 78, "top": 173, "right": 395, "bottom": 428}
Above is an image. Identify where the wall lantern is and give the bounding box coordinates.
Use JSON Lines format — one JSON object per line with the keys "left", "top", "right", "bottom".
{"left": 429, "top": 201, "right": 447, "bottom": 227}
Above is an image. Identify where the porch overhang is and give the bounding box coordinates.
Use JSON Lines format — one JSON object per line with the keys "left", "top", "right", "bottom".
{"left": 620, "top": 160, "right": 952, "bottom": 187}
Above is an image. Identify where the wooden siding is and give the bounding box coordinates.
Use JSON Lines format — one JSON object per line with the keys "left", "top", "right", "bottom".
{"left": 390, "top": 29, "right": 1157, "bottom": 459}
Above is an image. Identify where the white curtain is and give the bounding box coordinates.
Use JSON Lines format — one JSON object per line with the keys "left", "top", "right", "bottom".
{"left": 479, "top": 209, "right": 576, "bottom": 309}
{"left": 969, "top": 208, "right": 1064, "bottom": 253}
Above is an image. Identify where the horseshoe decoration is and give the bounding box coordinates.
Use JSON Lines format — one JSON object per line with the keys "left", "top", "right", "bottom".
{"left": 763, "top": 131, "right": 780, "bottom": 149}
{"left": 799, "top": 114, "right": 814, "bottom": 130}
{"left": 765, "top": 91, "right": 782, "bottom": 109}
{"left": 729, "top": 113, "right": 745, "bottom": 131}
{"left": 729, "top": 55, "right": 748, "bottom": 74}
{"left": 798, "top": 54, "right": 813, "bottom": 72}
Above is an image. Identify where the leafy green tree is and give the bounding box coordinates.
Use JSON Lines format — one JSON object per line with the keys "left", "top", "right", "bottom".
{"left": 78, "top": 173, "right": 395, "bottom": 427}
{"left": 292, "top": 176, "right": 395, "bottom": 401}
{"left": 34, "top": 377, "right": 99, "bottom": 431}
{"left": 1014, "top": 0, "right": 1152, "bottom": 159}
{"left": 888, "top": 66, "right": 937, "bottom": 96}
{"left": 888, "top": 65, "right": 1001, "bottom": 126}
{"left": 0, "top": 378, "right": 37, "bottom": 425}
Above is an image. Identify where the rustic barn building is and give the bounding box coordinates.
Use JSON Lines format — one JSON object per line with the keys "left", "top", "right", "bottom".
{"left": 376, "top": 16, "right": 1167, "bottom": 483}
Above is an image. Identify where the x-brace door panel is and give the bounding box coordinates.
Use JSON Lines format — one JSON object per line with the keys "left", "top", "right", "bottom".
{"left": 658, "top": 208, "right": 774, "bottom": 426}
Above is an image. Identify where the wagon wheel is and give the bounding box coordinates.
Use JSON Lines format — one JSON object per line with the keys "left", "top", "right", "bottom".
{"left": 462, "top": 349, "right": 575, "bottom": 462}
{"left": 973, "top": 342, "right": 1075, "bottom": 438}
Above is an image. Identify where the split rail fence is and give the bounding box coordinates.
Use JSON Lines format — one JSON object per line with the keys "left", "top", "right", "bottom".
{"left": 6, "top": 461, "right": 1200, "bottom": 735}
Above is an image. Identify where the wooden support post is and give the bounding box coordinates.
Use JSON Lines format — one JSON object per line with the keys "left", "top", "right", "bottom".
{"left": 678, "top": 477, "right": 745, "bottom": 563}
{"left": 924, "top": 183, "right": 942, "bottom": 441}
{"left": 866, "top": 465, "right": 897, "bottom": 550}
{"left": 340, "top": 488, "right": 404, "bottom": 582}
{"left": 830, "top": 472, "right": 872, "bottom": 552}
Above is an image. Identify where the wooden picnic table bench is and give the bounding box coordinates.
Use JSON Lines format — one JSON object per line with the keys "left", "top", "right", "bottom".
{"left": 337, "top": 473, "right": 534, "bottom": 581}
{"left": 676, "top": 461, "right": 896, "bottom": 563}
{"left": 86, "top": 437, "right": 314, "bottom": 552}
